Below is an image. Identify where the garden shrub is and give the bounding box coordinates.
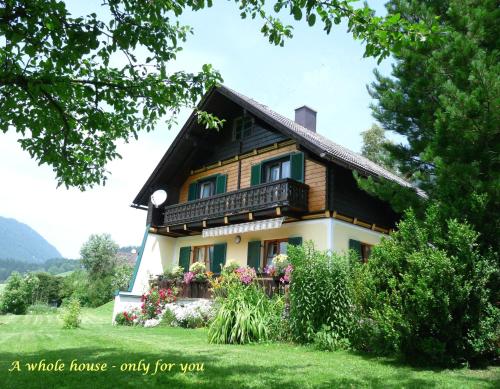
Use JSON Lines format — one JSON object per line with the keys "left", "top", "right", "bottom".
{"left": 359, "top": 207, "right": 499, "bottom": 365}
{"left": 62, "top": 297, "right": 81, "bottom": 329}
{"left": 208, "top": 273, "right": 283, "bottom": 344}
{"left": 287, "top": 243, "right": 353, "bottom": 346}
{"left": 0, "top": 272, "right": 29, "bottom": 314}
{"left": 314, "top": 324, "right": 351, "bottom": 351}
{"left": 115, "top": 308, "right": 141, "bottom": 326}
{"left": 141, "top": 287, "right": 176, "bottom": 319}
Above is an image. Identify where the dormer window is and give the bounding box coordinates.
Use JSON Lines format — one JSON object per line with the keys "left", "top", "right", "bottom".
{"left": 233, "top": 116, "right": 253, "bottom": 141}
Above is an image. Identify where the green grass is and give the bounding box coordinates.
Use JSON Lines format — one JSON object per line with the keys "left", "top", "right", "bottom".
{"left": 0, "top": 304, "right": 498, "bottom": 389}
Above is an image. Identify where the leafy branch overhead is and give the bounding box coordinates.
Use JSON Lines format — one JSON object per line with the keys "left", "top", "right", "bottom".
{"left": 1, "top": 0, "right": 432, "bottom": 189}
{"left": 1, "top": 0, "right": 223, "bottom": 189}
{"left": 234, "top": 0, "right": 438, "bottom": 61}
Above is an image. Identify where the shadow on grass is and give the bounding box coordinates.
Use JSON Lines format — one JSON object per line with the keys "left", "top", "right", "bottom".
{"left": 350, "top": 348, "right": 499, "bottom": 373}
{"left": 1, "top": 345, "right": 498, "bottom": 389}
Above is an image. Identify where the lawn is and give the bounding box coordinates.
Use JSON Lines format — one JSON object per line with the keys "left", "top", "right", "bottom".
{"left": 0, "top": 303, "right": 498, "bottom": 389}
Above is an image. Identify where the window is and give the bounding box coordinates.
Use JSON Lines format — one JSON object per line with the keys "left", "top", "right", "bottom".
{"left": 198, "top": 178, "right": 216, "bottom": 199}
{"left": 263, "top": 158, "right": 291, "bottom": 183}
{"left": 233, "top": 116, "right": 253, "bottom": 141}
{"left": 192, "top": 245, "right": 214, "bottom": 271}
{"left": 264, "top": 238, "right": 288, "bottom": 267}
{"left": 349, "top": 239, "right": 373, "bottom": 263}
{"left": 360, "top": 243, "right": 372, "bottom": 263}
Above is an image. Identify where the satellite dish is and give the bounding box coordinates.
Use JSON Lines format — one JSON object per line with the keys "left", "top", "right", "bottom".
{"left": 150, "top": 189, "right": 167, "bottom": 208}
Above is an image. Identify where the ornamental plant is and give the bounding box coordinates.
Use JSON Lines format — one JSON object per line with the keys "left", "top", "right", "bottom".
{"left": 234, "top": 266, "right": 257, "bottom": 285}
{"left": 280, "top": 264, "right": 293, "bottom": 284}
{"left": 208, "top": 274, "right": 284, "bottom": 344}
{"left": 185, "top": 262, "right": 209, "bottom": 282}
{"left": 189, "top": 262, "right": 206, "bottom": 274}
{"left": 183, "top": 272, "right": 195, "bottom": 284}
{"left": 114, "top": 307, "right": 143, "bottom": 326}
{"left": 163, "top": 266, "right": 184, "bottom": 282}
{"left": 162, "top": 299, "right": 215, "bottom": 328}
{"left": 287, "top": 242, "right": 354, "bottom": 345}
{"left": 141, "top": 287, "right": 176, "bottom": 320}
{"left": 222, "top": 260, "right": 240, "bottom": 274}
{"left": 265, "top": 254, "right": 290, "bottom": 276}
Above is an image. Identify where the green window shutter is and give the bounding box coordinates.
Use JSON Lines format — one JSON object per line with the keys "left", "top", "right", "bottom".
{"left": 215, "top": 174, "right": 227, "bottom": 194}
{"left": 290, "top": 152, "right": 305, "bottom": 182}
{"left": 247, "top": 241, "right": 261, "bottom": 271}
{"left": 250, "top": 163, "right": 262, "bottom": 186}
{"left": 212, "top": 243, "right": 227, "bottom": 273}
{"left": 188, "top": 182, "right": 198, "bottom": 201}
{"left": 288, "top": 236, "right": 303, "bottom": 247}
{"left": 349, "top": 239, "right": 362, "bottom": 260}
{"left": 179, "top": 246, "right": 191, "bottom": 272}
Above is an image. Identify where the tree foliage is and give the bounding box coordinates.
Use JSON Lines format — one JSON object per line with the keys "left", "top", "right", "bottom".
{"left": 80, "top": 233, "right": 118, "bottom": 279}
{"left": 1, "top": 0, "right": 433, "bottom": 189}
{"left": 364, "top": 0, "right": 499, "bottom": 252}
{"left": 356, "top": 207, "right": 499, "bottom": 365}
{"left": 0, "top": 271, "right": 28, "bottom": 314}
{"left": 233, "top": 0, "right": 436, "bottom": 61}
{"left": 360, "top": 124, "right": 396, "bottom": 171}
{"left": 78, "top": 233, "right": 132, "bottom": 306}
{"left": 1, "top": 0, "right": 223, "bottom": 189}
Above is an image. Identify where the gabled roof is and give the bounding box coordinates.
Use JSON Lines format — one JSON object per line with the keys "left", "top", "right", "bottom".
{"left": 133, "top": 85, "right": 422, "bottom": 206}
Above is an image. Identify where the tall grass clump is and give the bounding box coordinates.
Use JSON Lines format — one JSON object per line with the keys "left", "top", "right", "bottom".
{"left": 208, "top": 272, "right": 283, "bottom": 344}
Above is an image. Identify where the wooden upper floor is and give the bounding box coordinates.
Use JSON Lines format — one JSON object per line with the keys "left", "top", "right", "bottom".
{"left": 136, "top": 86, "right": 404, "bottom": 236}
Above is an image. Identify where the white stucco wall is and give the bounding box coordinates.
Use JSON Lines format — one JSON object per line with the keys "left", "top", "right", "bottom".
{"left": 129, "top": 232, "right": 177, "bottom": 296}
{"left": 172, "top": 219, "right": 332, "bottom": 267}
{"left": 332, "top": 219, "right": 387, "bottom": 254}
{"left": 112, "top": 292, "right": 143, "bottom": 323}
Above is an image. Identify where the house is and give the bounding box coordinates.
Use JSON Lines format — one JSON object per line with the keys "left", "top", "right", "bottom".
{"left": 113, "top": 85, "right": 413, "bottom": 316}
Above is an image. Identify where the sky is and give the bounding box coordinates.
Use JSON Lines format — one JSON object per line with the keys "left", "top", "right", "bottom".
{"left": 0, "top": 1, "right": 393, "bottom": 259}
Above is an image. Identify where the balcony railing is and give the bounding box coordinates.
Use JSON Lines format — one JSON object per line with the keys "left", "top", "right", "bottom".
{"left": 163, "top": 178, "right": 309, "bottom": 226}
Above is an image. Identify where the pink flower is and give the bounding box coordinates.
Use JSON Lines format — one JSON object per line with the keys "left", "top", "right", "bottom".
{"left": 183, "top": 271, "right": 195, "bottom": 284}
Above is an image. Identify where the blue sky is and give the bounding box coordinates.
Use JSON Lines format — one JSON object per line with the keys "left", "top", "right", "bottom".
{"left": 0, "top": 1, "right": 394, "bottom": 258}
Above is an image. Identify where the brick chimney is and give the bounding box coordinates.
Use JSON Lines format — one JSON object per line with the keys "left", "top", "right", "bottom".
{"left": 294, "top": 105, "right": 317, "bottom": 132}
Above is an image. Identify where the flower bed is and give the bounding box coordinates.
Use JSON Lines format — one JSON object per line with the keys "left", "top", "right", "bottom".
{"left": 162, "top": 299, "right": 214, "bottom": 328}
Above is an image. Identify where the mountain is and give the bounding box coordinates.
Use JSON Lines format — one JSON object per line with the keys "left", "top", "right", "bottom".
{"left": 0, "top": 217, "right": 62, "bottom": 262}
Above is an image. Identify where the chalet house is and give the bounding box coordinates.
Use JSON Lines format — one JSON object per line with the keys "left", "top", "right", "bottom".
{"left": 113, "top": 85, "right": 413, "bottom": 315}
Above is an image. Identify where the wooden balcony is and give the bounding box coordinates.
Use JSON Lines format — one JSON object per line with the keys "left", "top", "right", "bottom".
{"left": 162, "top": 178, "right": 309, "bottom": 227}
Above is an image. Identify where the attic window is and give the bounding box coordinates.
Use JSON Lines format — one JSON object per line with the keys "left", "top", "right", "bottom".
{"left": 233, "top": 116, "right": 253, "bottom": 141}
